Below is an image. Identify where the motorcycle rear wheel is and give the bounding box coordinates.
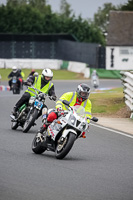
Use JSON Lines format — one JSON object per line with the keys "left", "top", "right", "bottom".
{"left": 32, "top": 133, "right": 46, "bottom": 154}
{"left": 55, "top": 132, "right": 76, "bottom": 159}
{"left": 23, "top": 109, "right": 38, "bottom": 133}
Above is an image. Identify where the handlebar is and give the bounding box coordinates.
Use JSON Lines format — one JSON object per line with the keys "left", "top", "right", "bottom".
{"left": 25, "top": 84, "right": 56, "bottom": 101}
{"left": 62, "top": 99, "right": 98, "bottom": 122}
{"left": 87, "top": 116, "right": 98, "bottom": 122}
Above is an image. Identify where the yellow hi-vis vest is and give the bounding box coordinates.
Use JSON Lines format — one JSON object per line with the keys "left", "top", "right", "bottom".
{"left": 56, "top": 92, "right": 92, "bottom": 123}
{"left": 26, "top": 75, "right": 53, "bottom": 96}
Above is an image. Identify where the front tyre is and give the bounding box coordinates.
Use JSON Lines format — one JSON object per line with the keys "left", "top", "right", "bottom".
{"left": 11, "top": 121, "right": 18, "bottom": 130}
{"left": 12, "top": 87, "right": 17, "bottom": 94}
{"left": 32, "top": 133, "right": 46, "bottom": 154}
{"left": 23, "top": 109, "right": 38, "bottom": 133}
{"left": 55, "top": 132, "right": 76, "bottom": 159}
{"left": 16, "top": 87, "right": 20, "bottom": 94}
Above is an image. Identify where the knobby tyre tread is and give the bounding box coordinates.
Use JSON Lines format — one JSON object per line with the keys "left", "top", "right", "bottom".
{"left": 23, "top": 109, "right": 38, "bottom": 133}
{"left": 11, "top": 121, "right": 18, "bottom": 130}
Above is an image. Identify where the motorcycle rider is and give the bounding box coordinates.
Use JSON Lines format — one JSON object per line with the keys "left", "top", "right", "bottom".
{"left": 39, "top": 83, "right": 92, "bottom": 138}
{"left": 8, "top": 66, "right": 22, "bottom": 90}
{"left": 28, "top": 69, "right": 36, "bottom": 78}
{"left": 91, "top": 70, "right": 99, "bottom": 88}
{"left": 18, "top": 68, "right": 25, "bottom": 90}
{"left": 12, "top": 68, "right": 57, "bottom": 118}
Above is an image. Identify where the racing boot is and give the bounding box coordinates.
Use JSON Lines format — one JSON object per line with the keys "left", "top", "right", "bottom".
{"left": 10, "top": 106, "right": 18, "bottom": 121}
{"left": 38, "top": 120, "right": 51, "bottom": 137}
{"left": 12, "top": 106, "right": 18, "bottom": 117}
{"left": 36, "top": 123, "right": 49, "bottom": 142}
{"left": 40, "top": 124, "right": 47, "bottom": 134}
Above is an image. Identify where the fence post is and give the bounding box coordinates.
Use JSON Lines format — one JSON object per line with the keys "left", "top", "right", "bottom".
{"left": 120, "top": 71, "right": 133, "bottom": 119}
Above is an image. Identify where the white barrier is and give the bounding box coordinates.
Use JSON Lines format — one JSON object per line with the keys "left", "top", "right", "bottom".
{"left": 0, "top": 85, "right": 10, "bottom": 91}
{"left": 121, "top": 71, "right": 133, "bottom": 119}
{"left": 0, "top": 59, "right": 62, "bottom": 70}
{"left": 0, "top": 59, "right": 90, "bottom": 78}
{"left": 68, "top": 61, "right": 90, "bottom": 78}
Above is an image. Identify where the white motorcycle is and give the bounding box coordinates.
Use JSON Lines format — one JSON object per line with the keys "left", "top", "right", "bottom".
{"left": 32, "top": 100, "right": 98, "bottom": 159}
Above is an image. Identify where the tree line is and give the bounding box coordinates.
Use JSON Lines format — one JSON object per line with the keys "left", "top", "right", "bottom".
{"left": 0, "top": 0, "right": 132, "bottom": 46}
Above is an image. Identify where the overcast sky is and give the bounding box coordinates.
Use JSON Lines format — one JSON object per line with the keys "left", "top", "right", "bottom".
{"left": 0, "top": 0, "right": 128, "bottom": 19}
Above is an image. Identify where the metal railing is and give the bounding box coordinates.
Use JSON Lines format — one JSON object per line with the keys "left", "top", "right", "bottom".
{"left": 120, "top": 71, "right": 133, "bottom": 119}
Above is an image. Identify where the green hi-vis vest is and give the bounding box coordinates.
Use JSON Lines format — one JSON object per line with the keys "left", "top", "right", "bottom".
{"left": 26, "top": 75, "right": 53, "bottom": 96}
{"left": 56, "top": 92, "right": 92, "bottom": 123}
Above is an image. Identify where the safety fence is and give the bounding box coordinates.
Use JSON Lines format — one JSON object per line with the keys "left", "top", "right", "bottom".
{"left": 0, "top": 58, "right": 125, "bottom": 79}
{"left": 120, "top": 71, "right": 133, "bottom": 119}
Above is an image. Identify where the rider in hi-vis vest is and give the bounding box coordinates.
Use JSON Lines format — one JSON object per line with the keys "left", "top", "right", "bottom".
{"left": 39, "top": 83, "right": 92, "bottom": 137}
{"left": 12, "top": 68, "right": 57, "bottom": 118}
{"left": 56, "top": 91, "right": 92, "bottom": 123}
{"left": 26, "top": 75, "right": 53, "bottom": 96}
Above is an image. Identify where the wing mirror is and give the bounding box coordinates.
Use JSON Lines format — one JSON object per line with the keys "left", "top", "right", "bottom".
{"left": 91, "top": 117, "right": 98, "bottom": 122}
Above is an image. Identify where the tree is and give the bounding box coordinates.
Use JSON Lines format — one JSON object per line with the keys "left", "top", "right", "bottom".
{"left": 0, "top": 1, "right": 105, "bottom": 44}
{"left": 7, "top": 0, "right": 51, "bottom": 14}
{"left": 7, "top": 0, "right": 20, "bottom": 6}
{"left": 121, "top": 0, "right": 133, "bottom": 10}
{"left": 60, "top": 0, "right": 73, "bottom": 18}
{"left": 93, "top": 3, "right": 117, "bottom": 32}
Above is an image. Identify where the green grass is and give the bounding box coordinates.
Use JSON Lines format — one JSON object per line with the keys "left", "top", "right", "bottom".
{"left": 90, "top": 88, "right": 126, "bottom": 115}
{"left": 0, "top": 68, "right": 85, "bottom": 81}
{"left": 0, "top": 68, "right": 126, "bottom": 116}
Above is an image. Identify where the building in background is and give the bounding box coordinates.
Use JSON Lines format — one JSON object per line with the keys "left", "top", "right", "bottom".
{"left": 106, "top": 11, "right": 133, "bottom": 70}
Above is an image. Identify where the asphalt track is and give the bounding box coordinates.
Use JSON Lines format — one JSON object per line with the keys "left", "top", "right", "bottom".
{"left": 0, "top": 80, "right": 133, "bottom": 200}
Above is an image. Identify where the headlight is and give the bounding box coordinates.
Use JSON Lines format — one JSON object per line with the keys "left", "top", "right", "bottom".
{"left": 70, "top": 116, "right": 76, "bottom": 125}
{"left": 79, "top": 122, "right": 86, "bottom": 130}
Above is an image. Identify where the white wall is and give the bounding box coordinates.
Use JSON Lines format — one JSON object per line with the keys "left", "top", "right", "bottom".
{"left": 106, "top": 46, "right": 133, "bottom": 70}
{"left": 0, "top": 58, "right": 90, "bottom": 78}
{"left": 0, "top": 59, "right": 62, "bottom": 70}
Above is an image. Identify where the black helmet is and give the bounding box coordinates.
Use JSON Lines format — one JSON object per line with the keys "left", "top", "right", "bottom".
{"left": 76, "top": 83, "right": 90, "bottom": 101}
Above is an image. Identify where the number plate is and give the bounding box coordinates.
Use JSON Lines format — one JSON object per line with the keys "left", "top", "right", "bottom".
{"left": 34, "top": 100, "right": 43, "bottom": 109}
{"left": 12, "top": 79, "right": 17, "bottom": 83}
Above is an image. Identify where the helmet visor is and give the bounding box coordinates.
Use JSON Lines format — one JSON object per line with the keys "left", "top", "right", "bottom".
{"left": 42, "top": 75, "right": 53, "bottom": 82}
{"left": 79, "top": 91, "right": 89, "bottom": 99}
{"left": 45, "top": 76, "right": 52, "bottom": 81}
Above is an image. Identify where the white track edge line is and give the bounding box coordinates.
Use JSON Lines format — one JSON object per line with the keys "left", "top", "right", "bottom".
{"left": 90, "top": 123, "right": 133, "bottom": 139}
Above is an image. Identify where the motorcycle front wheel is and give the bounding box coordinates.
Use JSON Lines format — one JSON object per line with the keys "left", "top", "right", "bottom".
{"left": 55, "top": 132, "right": 76, "bottom": 159}
{"left": 23, "top": 109, "right": 38, "bottom": 133}
{"left": 12, "top": 87, "right": 17, "bottom": 94}
{"left": 32, "top": 133, "right": 46, "bottom": 154}
{"left": 11, "top": 121, "right": 18, "bottom": 130}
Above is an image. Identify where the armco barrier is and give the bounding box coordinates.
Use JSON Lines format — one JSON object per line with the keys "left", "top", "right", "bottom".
{"left": 0, "top": 85, "right": 10, "bottom": 91}
{"left": 120, "top": 71, "right": 133, "bottom": 119}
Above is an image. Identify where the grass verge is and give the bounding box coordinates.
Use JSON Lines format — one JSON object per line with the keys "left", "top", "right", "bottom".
{"left": 0, "top": 68, "right": 85, "bottom": 81}
{"left": 0, "top": 68, "right": 129, "bottom": 117}
{"left": 90, "top": 88, "right": 130, "bottom": 118}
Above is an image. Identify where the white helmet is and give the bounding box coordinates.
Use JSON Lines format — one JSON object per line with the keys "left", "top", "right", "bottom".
{"left": 34, "top": 72, "right": 39, "bottom": 77}
{"left": 12, "top": 66, "right": 17, "bottom": 73}
{"left": 42, "top": 68, "right": 53, "bottom": 83}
